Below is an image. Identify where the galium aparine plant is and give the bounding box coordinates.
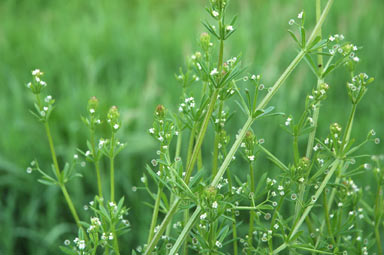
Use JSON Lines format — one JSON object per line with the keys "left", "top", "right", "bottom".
{"left": 26, "top": 0, "right": 382, "bottom": 254}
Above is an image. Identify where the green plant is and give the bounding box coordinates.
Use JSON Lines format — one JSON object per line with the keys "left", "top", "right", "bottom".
{"left": 25, "top": 0, "right": 382, "bottom": 254}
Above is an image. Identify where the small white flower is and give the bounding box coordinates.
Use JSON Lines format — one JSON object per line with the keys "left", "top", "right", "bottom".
{"left": 64, "top": 240, "right": 70, "bottom": 246}
{"left": 288, "top": 19, "right": 295, "bottom": 25}
{"left": 32, "top": 69, "right": 41, "bottom": 76}
{"left": 85, "top": 150, "right": 91, "bottom": 157}
{"left": 329, "top": 35, "right": 335, "bottom": 41}
{"left": 278, "top": 185, "right": 284, "bottom": 190}
{"left": 109, "top": 233, "right": 114, "bottom": 240}
{"left": 113, "top": 124, "right": 119, "bottom": 130}
{"left": 212, "top": 201, "right": 218, "bottom": 209}
{"left": 298, "top": 11, "right": 303, "bottom": 19}
{"left": 45, "top": 95, "right": 52, "bottom": 102}
{"left": 40, "top": 81, "right": 47, "bottom": 86}
{"left": 74, "top": 154, "right": 78, "bottom": 159}
{"left": 27, "top": 82, "right": 32, "bottom": 88}
{"left": 353, "top": 56, "right": 360, "bottom": 62}
{"left": 210, "top": 68, "right": 219, "bottom": 76}
{"left": 43, "top": 106, "right": 49, "bottom": 111}
{"left": 78, "top": 240, "right": 86, "bottom": 250}
{"left": 212, "top": 10, "right": 219, "bottom": 17}
{"left": 109, "top": 202, "right": 116, "bottom": 207}
{"left": 89, "top": 108, "right": 95, "bottom": 114}
{"left": 248, "top": 155, "right": 255, "bottom": 161}
{"left": 274, "top": 223, "right": 279, "bottom": 229}
{"left": 215, "top": 240, "right": 222, "bottom": 248}
{"left": 26, "top": 167, "right": 32, "bottom": 174}
{"left": 226, "top": 25, "right": 234, "bottom": 31}
{"left": 299, "top": 177, "right": 304, "bottom": 183}
{"left": 353, "top": 45, "right": 358, "bottom": 51}
{"left": 200, "top": 213, "right": 207, "bottom": 220}
{"left": 338, "top": 202, "right": 343, "bottom": 207}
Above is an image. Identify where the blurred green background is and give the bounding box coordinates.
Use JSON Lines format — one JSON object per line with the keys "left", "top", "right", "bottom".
{"left": 0, "top": 0, "right": 383, "bottom": 254}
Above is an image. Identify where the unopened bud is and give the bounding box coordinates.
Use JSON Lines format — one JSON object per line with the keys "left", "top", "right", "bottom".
{"left": 155, "top": 104, "right": 165, "bottom": 118}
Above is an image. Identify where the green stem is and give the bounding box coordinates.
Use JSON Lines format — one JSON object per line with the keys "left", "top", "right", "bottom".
{"left": 44, "top": 122, "right": 84, "bottom": 232}
{"left": 341, "top": 103, "right": 357, "bottom": 148}
{"left": 315, "top": 103, "right": 358, "bottom": 247}
{"left": 44, "top": 122, "right": 61, "bottom": 181}
{"left": 60, "top": 184, "right": 82, "bottom": 229}
{"left": 95, "top": 162, "right": 103, "bottom": 198}
{"left": 322, "top": 190, "right": 335, "bottom": 246}
{"left": 147, "top": 185, "right": 163, "bottom": 244}
{"left": 272, "top": 159, "right": 341, "bottom": 254}
{"left": 111, "top": 224, "right": 120, "bottom": 255}
{"left": 110, "top": 132, "right": 116, "bottom": 202}
{"left": 145, "top": 197, "right": 181, "bottom": 255}
{"left": 247, "top": 163, "right": 255, "bottom": 254}
{"left": 186, "top": 125, "right": 196, "bottom": 167}
{"left": 90, "top": 129, "right": 103, "bottom": 198}
{"left": 375, "top": 182, "right": 383, "bottom": 255}
{"left": 212, "top": 101, "right": 224, "bottom": 178}
{"left": 227, "top": 171, "right": 238, "bottom": 255}
{"left": 184, "top": 89, "right": 219, "bottom": 183}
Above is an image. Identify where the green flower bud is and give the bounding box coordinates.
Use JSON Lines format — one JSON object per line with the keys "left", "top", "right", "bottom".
{"left": 204, "top": 186, "right": 217, "bottom": 200}
{"left": 297, "top": 157, "right": 310, "bottom": 171}
{"left": 200, "top": 32, "right": 211, "bottom": 50}
{"left": 88, "top": 96, "right": 99, "bottom": 114}
{"left": 107, "top": 106, "right": 120, "bottom": 131}
{"left": 155, "top": 104, "right": 165, "bottom": 119}
{"left": 330, "top": 123, "right": 342, "bottom": 135}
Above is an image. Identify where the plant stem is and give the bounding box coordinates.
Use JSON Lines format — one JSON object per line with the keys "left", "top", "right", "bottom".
{"left": 44, "top": 122, "right": 83, "bottom": 232}
{"left": 212, "top": 101, "right": 224, "bottom": 178}
{"left": 145, "top": 3, "right": 336, "bottom": 249}
{"left": 272, "top": 159, "right": 341, "bottom": 254}
{"left": 322, "top": 190, "right": 335, "bottom": 246}
{"left": 247, "top": 163, "right": 255, "bottom": 254}
{"left": 90, "top": 129, "right": 103, "bottom": 198}
{"left": 44, "top": 122, "right": 62, "bottom": 181}
{"left": 147, "top": 185, "right": 163, "bottom": 244}
{"left": 110, "top": 132, "right": 116, "bottom": 202}
{"left": 306, "top": 0, "right": 324, "bottom": 159}
{"left": 227, "top": 171, "right": 238, "bottom": 255}
{"left": 184, "top": 89, "right": 219, "bottom": 183}
{"left": 60, "top": 184, "right": 82, "bottom": 229}
{"left": 111, "top": 224, "right": 120, "bottom": 255}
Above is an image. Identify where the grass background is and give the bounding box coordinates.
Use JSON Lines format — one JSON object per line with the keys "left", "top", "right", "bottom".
{"left": 0, "top": 0, "right": 383, "bottom": 254}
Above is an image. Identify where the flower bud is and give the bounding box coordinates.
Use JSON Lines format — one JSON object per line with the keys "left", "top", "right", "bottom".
{"left": 330, "top": 123, "right": 342, "bottom": 135}
{"left": 88, "top": 96, "right": 99, "bottom": 113}
{"left": 200, "top": 32, "right": 211, "bottom": 50}
{"left": 204, "top": 186, "right": 217, "bottom": 200}
{"left": 155, "top": 104, "right": 165, "bottom": 119}
{"left": 297, "top": 157, "right": 310, "bottom": 171}
{"left": 107, "top": 106, "right": 120, "bottom": 131}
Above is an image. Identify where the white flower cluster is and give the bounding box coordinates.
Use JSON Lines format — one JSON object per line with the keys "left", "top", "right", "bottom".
{"left": 178, "top": 97, "right": 195, "bottom": 113}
